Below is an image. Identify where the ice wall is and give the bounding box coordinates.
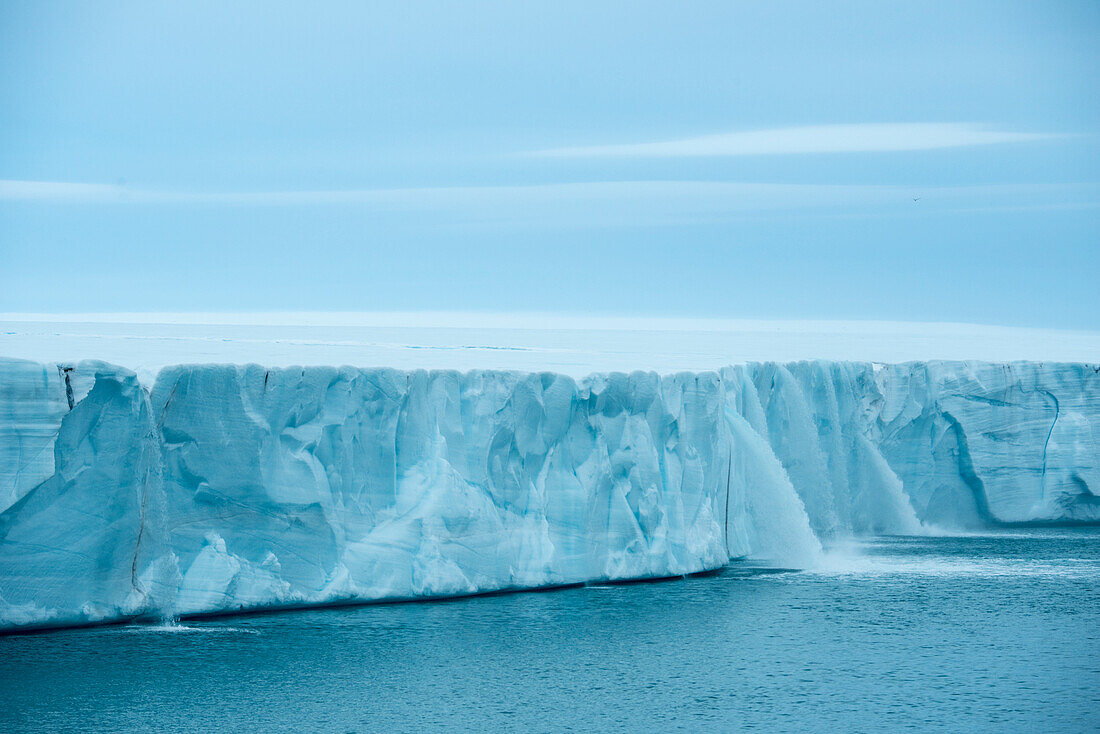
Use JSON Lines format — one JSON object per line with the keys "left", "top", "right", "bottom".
{"left": 152, "top": 366, "right": 749, "bottom": 617}
{"left": 875, "top": 361, "right": 1100, "bottom": 525}
{"left": 0, "top": 363, "right": 176, "bottom": 628}
{"left": 1, "top": 357, "right": 1096, "bottom": 630}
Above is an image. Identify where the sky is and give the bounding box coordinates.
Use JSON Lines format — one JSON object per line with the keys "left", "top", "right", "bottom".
{"left": 1, "top": 1, "right": 1098, "bottom": 328}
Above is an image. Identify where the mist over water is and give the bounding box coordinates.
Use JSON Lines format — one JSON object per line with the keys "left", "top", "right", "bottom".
{"left": 2, "top": 528, "right": 1096, "bottom": 732}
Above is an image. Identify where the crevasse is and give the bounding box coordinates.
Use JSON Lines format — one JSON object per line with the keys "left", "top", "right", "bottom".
{"left": 0, "top": 358, "right": 1097, "bottom": 631}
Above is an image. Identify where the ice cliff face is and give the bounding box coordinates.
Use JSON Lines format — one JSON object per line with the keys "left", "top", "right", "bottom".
{"left": 877, "top": 361, "right": 1100, "bottom": 525}
{"left": 1, "top": 358, "right": 1096, "bottom": 630}
{"left": 153, "top": 366, "right": 746, "bottom": 617}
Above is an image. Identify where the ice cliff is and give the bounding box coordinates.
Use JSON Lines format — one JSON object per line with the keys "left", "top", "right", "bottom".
{"left": 1, "top": 358, "right": 1096, "bottom": 630}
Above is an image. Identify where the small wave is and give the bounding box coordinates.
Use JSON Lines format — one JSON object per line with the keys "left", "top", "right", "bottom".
{"left": 804, "top": 551, "right": 1100, "bottom": 580}
{"left": 113, "top": 621, "right": 258, "bottom": 634}
{"left": 915, "top": 525, "right": 1100, "bottom": 540}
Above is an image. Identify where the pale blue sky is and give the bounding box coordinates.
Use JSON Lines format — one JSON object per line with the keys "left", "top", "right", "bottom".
{"left": 1, "top": 1, "right": 1098, "bottom": 327}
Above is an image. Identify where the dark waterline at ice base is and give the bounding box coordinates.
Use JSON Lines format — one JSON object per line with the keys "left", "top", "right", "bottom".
{"left": 2, "top": 529, "right": 1097, "bottom": 732}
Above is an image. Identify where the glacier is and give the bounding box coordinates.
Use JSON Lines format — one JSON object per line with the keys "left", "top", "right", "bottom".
{"left": 0, "top": 357, "right": 1097, "bottom": 631}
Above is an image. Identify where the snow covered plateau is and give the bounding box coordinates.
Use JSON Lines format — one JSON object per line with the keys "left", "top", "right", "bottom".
{"left": 1, "top": 317, "right": 1098, "bottom": 631}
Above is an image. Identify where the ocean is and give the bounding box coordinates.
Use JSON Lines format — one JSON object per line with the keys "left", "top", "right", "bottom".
{"left": 2, "top": 529, "right": 1097, "bottom": 732}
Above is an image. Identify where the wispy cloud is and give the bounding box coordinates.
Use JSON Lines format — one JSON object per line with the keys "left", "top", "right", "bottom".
{"left": 4, "top": 179, "right": 889, "bottom": 207}
{"left": 529, "top": 123, "right": 1054, "bottom": 158}
{"left": 2, "top": 179, "right": 1095, "bottom": 226}
{"left": 0, "top": 180, "right": 126, "bottom": 202}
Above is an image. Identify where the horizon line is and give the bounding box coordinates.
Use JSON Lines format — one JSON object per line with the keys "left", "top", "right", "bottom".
{"left": 2, "top": 311, "right": 1097, "bottom": 335}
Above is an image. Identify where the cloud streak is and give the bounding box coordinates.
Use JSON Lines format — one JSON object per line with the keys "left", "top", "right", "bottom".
{"left": 2, "top": 179, "right": 1095, "bottom": 228}
{"left": 0, "top": 180, "right": 125, "bottom": 202}
{"left": 530, "top": 123, "right": 1054, "bottom": 158}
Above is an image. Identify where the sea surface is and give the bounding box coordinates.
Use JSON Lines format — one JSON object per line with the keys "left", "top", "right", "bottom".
{"left": 2, "top": 529, "right": 1098, "bottom": 732}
